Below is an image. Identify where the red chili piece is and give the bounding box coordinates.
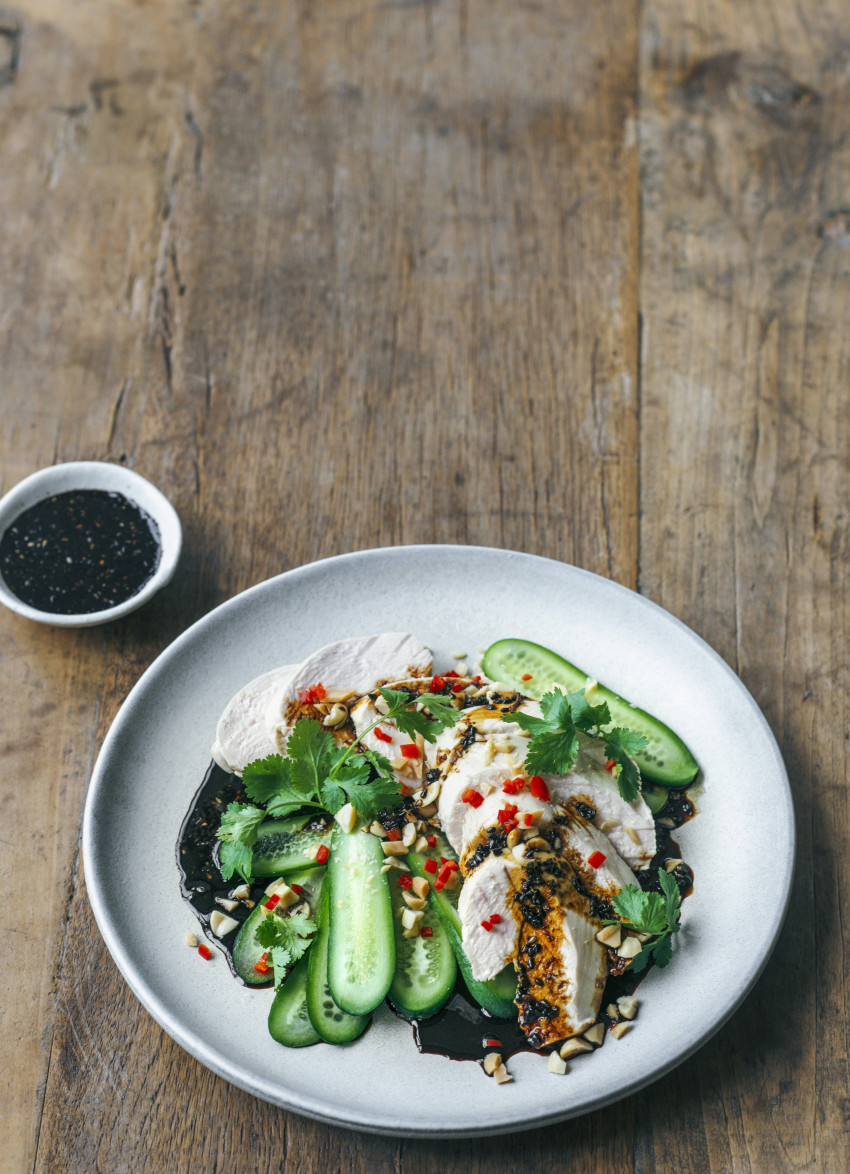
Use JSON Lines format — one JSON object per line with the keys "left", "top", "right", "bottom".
{"left": 398, "top": 873, "right": 413, "bottom": 890}
{"left": 430, "top": 675, "right": 446, "bottom": 692}
{"left": 374, "top": 727, "right": 394, "bottom": 743}
{"left": 523, "top": 813, "right": 534, "bottom": 827}
{"left": 197, "top": 944, "right": 212, "bottom": 961}
{"left": 424, "top": 858, "right": 438, "bottom": 875}
{"left": 264, "top": 893, "right": 281, "bottom": 911}
{"left": 588, "top": 850, "right": 607, "bottom": 869}
{"left": 386, "top": 826, "right": 402, "bottom": 841}
{"left": 298, "top": 683, "right": 327, "bottom": 704}
{"left": 290, "top": 884, "right": 303, "bottom": 894}
{"left": 529, "top": 775, "right": 550, "bottom": 801}
{"left": 605, "top": 758, "right": 617, "bottom": 772}
{"left": 315, "top": 844, "right": 330, "bottom": 864}
{"left": 420, "top": 926, "right": 434, "bottom": 938}
{"left": 400, "top": 742, "right": 420, "bottom": 759}
{"left": 484, "top": 1037, "right": 501, "bottom": 1048}
{"left": 489, "top": 914, "right": 502, "bottom": 924}
{"left": 452, "top": 682, "right": 464, "bottom": 693}
{"left": 461, "top": 788, "right": 484, "bottom": 808}
{"left": 444, "top": 670, "right": 460, "bottom": 679}
{"left": 502, "top": 778, "right": 524, "bottom": 795}
{"left": 481, "top": 919, "right": 493, "bottom": 932}
{"left": 497, "top": 803, "right": 519, "bottom": 825}
{"left": 426, "top": 835, "right": 437, "bottom": 847}
{"left": 521, "top": 673, "right": 533, "bottom": 681}
{"left": 253, "top": 952, "right": 271, "bottom": 975}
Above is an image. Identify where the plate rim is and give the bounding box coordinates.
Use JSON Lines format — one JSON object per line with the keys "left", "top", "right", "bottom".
{"left": 82, "top": 543, "right": 795, "bottom": 1137}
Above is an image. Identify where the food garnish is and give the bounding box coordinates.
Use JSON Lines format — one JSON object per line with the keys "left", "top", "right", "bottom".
{"left": 602, "top": 869, "right": 682, "bottom": 972}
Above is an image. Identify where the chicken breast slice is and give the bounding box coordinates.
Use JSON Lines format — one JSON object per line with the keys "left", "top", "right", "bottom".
{"left": 268, "top": 634, "right": 432, "bottom": 751}
{"left": 458, "top": 849, "right": 607, "bottom": 1045}
{"left": 348, "top": 680, "right": 432, "bottom": 785}
{"left": 211, "top": 665, "right": 298, "bottom": 774}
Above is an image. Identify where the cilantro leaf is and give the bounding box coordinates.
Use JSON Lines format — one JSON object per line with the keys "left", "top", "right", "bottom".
{"left": 603, "top": 727, "right": 647, "bottom": 802}
{"left": 286, "top": 719, "right": 337, "bottom": 796}
{"left": 218, "top": 839, "right": 254, "bottom": 883}
{"left": 255, "top": 911, "right": 317, "bottom": 989}
{"left": 340, "top": 767, "right": 403, "bottom": 824}
{"left": 414, "top": 691, "right": 462, "bottom": 730}
{"left": 319, "top": 776, "right": 348, "bottom": 815}
{"left": 610, "top": 885, "right": 668, "bottom": 936}
{"left": 606, "top": 878, "right": 682, "bottom": 973}
{"left": 566, "top": 688, "right": 611, "bottom": 734}
{"left": 358, "top": 745, "right": 396, "bottom": 783}
{"left": 242, "top": 754, "right": 294, "bottom": 803}
{"left": 215, "top": 801, "right": 266, "bottom": 881}
{"left": 512, "top": 690, "right": 580, "bottom": 775}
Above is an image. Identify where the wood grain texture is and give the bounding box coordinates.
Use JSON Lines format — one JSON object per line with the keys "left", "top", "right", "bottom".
{"left": 639, "top": 2, "right": 850, "bottom": 1172}
{"left": 0, "top": 0, "right": 847, "bottom": 1169}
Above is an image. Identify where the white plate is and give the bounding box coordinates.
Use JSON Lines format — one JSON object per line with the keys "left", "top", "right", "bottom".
{"left": 83, "top": 545, "right": 793, "bottom": 1137}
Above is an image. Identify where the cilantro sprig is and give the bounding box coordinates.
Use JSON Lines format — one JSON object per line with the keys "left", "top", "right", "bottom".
{"left": 255, "top": 910, "right": 317, "bottom": 989}
{"left": 216, "top": 685, "right": 461, "bottom": 881}
{"left": 511, "top": 688, "right": 647, "bottom": 802}
{"left": 604, "top": 871, "right": 682, "bottom": 972}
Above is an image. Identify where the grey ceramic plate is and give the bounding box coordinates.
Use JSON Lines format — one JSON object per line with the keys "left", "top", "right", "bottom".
{"left": 83, "top": 545, "right": 793, "bottom": 1137}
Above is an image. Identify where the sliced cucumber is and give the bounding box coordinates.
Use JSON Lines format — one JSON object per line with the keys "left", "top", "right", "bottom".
{"left": 268, "top": 954, "right": 320, "bottom": 1047}
{"left": 387, "top": 872, "right": 456, "bottom": 1019}
{"left": 251, "top": 816, "right": 332, "bottom": 877}
{"left": 327, "top": 826, "right": 395, "bottom": 1016}
{"left": 642, "top": 782, "right": 669, "bottom": 816}
{"left": 231, "top": 865, "right": 324, "bottom": 985}
{"left": 482, "top": 638, "right": 698, "bottom": 787}
{"left": 306, "top": 887, "right": 371, "bottom": 1044}
{"left": 408, "top": 837, "right": 517, "bottom": 1019}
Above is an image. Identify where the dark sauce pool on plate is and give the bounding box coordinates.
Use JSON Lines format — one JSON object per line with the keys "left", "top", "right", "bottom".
{"left": 0, "top": 488, "right": 161, "bottom": 614}
{"left": 177, "top": 763, "right": 696, "bottom": 1064}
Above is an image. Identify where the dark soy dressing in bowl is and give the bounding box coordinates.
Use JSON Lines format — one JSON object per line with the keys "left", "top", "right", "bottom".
{"left": 0, "top": 489, "right": 161, "bottom": 614}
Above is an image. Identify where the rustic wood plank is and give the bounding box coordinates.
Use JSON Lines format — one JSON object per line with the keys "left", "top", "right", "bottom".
{"left": 639, "top": 2, "right": 850, "bottom": 1172}
{"left": 0, "top": 0, "right": 641, "bottom": 1171}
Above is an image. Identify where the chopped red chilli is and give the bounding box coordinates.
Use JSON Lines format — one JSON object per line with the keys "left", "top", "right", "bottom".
{"left": 502, "top": 777, "right": 525, "bottom": 795}
{"left": 420, "top": 926, "right": 433, "bottom": 938}
{"left": 264, "top": 894, "right": 281, "bottom": 911}
{"left": 452, "top": 682, "right": 464, "bottom": 693}
{"left": 430, "top": 675, "right": 446, "bottom": 692}
{"left": 400, "top": 742, "right": 420, "bottom": 759}
{"left": 588, "top": 850, "right": 607, "bottom": 869}
{"left": 315, "top": 844, "right": 330, "bottom": 864}
{"left": 461, "top": 787, "right": 484, "bottom": 808}
{"left": 426, "top": 835, "right": 437, "bottom": 847}
{"left": 197, "top": 944, "right": 212, "bottom": 961}
{"left": 489, "top": 914, "right": 502, "bottom": 924}
{"left": 374, "top": 727, "right": 393, "bottom": 743}
{"left": 298, "top": 683, "right": 327, "bottom": 704}
{"left": 605, "top": 759, "right": 617, "bottom": 772}
{"left": 481, "top": 919, "right": 494, "bottom": 932}
{"left": 253, "top": 952, "right": 271, "bottom": 975}
{"left": 397, "top": 873, "right": 413, "bottom": 890}
{"left": 386, "top": 826, "right": 402, "bottom": 841}
{"left": 521, "top": 673, "right": 533, "bottom": 681}
{"left": 424, "top": 858, "right": 438, "bottom": 875}
{"left": 290, "top": 884, "right": 303, "bottom": 894}
{"left": 529, "top": 775, "right": 550, "bottom": 801}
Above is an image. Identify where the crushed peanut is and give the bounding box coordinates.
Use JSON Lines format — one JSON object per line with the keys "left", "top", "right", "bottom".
{"left": 559, "top": 1037, "right": 593, "bottom": 1060}
{"left": 617, "top": 936, "right": 642, "bottom": 960}
{"left": 610, "top": 1021, "right": 633, "bottom": 1040}
{"left": 583, "top": 1023, "right": 605, "bottom": 1046}
{"left": 547, "top": 1052, "right": 568, "bottom": 1075}
{"left": 493, "top": 1063, "right": 513, "bottom": 1085}
{"left": 185, "top": 931, "right": 199, "bottom": 948}
{"left": 483, "top": 1052, "right": 502, "bottom": 1076}
{"left": 617, "top": 996, "right": 638, "bottom": 1020}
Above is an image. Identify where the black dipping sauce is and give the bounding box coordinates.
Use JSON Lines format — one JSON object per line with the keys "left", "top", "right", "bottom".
{"left": 0, "top": 489, "right": 161, "bottom": 614}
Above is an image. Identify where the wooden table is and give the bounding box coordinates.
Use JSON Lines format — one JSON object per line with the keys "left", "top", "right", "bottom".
{"left": 2, "top": 1, "right": 847, "bottom": 1170}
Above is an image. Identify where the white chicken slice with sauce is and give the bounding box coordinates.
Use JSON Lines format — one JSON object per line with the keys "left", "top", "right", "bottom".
{"left": 268, "top": 634, "right": 433, "bottom": 752}
{"left": 457, "top": 849, "right": 608, "bottom": 1045}
{"left": 348, "top": 679, "right": 433, "bottom": 786}
{"left": 212, "top": 665, "right": 299, "bottom": 775}
{"left": 428, "top": 696, "right": 656, "bottom": 869}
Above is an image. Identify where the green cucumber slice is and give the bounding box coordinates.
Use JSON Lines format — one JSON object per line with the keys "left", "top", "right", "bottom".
{"left": 231, "top": 865, "right": 324, "bottom": 985}
{"left": 642, "top": 782, "right": 669, "bottom": 816}
{"left": 251, "top": 816, "right": 332, "bottom": 877}
{"left": 268, "top": 954, "right": 321, "bottom": 1047}
{"left": 387, "top": 871, "right": 456, "bottom": 1018}
{"left": 306, "top": 887, "right": 371, "bottom": 1044}
{"left": 327, "top": 826, "right": 395, "bottom": 1016}
{"left": 482, "top": 638, "right": 698, "bottom": 787}
{"left": 408, "top": 836, "right": 517, "bottom": 1019}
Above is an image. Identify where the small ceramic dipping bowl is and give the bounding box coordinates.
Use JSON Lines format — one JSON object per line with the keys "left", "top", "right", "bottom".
{"left": 0, "top": 461, "right": 182, "bottom": 627}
